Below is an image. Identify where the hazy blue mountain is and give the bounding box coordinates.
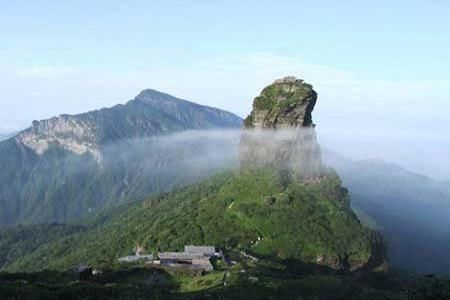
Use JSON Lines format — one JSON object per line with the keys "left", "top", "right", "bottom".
{"left": 324, "top": 151, "right": 450, "bottom": 275}
{"left": 0, "top": 132, "right": 16, "bottom": 141}
{"left": 0, "top": 90, "right": 242, "bottom": 227}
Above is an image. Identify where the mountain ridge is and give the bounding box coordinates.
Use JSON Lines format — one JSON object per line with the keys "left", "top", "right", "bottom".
{"left": 0, "top": 89, "right": 242, "bottom": 227}
{"left": 13, "top": 89, "right": 241, "bottom": 158}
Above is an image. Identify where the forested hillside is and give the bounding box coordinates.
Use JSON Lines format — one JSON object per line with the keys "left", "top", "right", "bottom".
{"left": 0, "top": 90, "right": 242, "bottom": 227}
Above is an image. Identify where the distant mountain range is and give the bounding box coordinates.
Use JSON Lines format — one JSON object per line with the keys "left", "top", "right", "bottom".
{"left": 324, "top": 151, "right": 450, "bottom": 275}
{"left": 0, "top": 132, "right": 16, "bottom": 142}
{"left": 0, "top": 89, "right": 242, "bottom": 227}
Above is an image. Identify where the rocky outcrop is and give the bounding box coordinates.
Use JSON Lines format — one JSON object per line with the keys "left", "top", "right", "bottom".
{"left": 16, "top": 115, "right": 99, "bottom": 157}
{"left": 239, "top": 77, "right": 323, "bottom": 181}
{"left": 238, "top": 77, "right": 388, "bottom": 272}
{"left": 243, "top": 76, "right": 317, "bottom": 129}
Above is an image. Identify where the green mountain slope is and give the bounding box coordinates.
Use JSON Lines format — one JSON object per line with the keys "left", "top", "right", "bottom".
{"left": 3, "top": 169, "right": 438, "bottom": 300}
{"left": 1, "top": 169, "right": 385, "bottom": 274}
{"left": 0, "top": 224, "right": 85, "bottom": 270}
{"left": 0, "top": 183, "right": 449, "bottom": 300}
{"left": 0, "top": 90, "right": 242, "bottom": 227}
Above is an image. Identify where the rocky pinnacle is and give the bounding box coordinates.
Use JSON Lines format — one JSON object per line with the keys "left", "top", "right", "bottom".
{"left": 243, "top": 76, "right": 317, "bottom": 129}
{"left": 239, "top": 77, "right": 323, "bottom": 182}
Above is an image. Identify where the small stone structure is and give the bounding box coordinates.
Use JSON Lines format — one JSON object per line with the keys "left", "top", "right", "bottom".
{"left": 118, "top": 254, "right": 154, "bottom": 263}
{"left": 118, "top": 245, "right": 154, "bottom": 263}
{"left": 184, "top": 245, "right": 216, "bottom": 257}
{"left": 118, "top": 245, "right": 217, "bottom": 273}
{"left": 158, "top": 245, "right": 217, "bottom": 273}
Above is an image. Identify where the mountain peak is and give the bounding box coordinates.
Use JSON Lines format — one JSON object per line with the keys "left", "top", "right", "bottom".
{"left": 135, "top": 89, "right": 177, "bottom": 101}
{"left": 133, "top": 89, "right": 209, "bottom": 110}
{"left": 273, "top": 76, "right": 304, "bottom": 84}
{"left": 239, "top": 77, "right": 323, "bottom": 182}
{"left": 12, "top": 89, "right": 242, "bottom": 159}
{"left": 244, "top": 77, "right": 317, "bottom": 129}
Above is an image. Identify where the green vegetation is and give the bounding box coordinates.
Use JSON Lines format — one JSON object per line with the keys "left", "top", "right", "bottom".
{"left": 0, "top": 224, "right": 85, "bottom": 270}
{"left": 253, "top": 81, "right": 314, "bottom": 111}
{"left": 2, "top": 260, "right": 449, "bottom": 299}
{"left": 0, "top": 268, "right": 173, "bottom": 300}
{"left": 2, "top": 81, "right": 448, "bottom": 299}
{"left": 0, "top": 169, "right": 382, "bottom": 273}
{"left": 0, "top": 89, "right": 242, "bottom": 227}
{"left": 0, "top": 169, "right": 448, "bottom": 299}
{"left": 243, "top": 112, "right": 254, "bottom": 128}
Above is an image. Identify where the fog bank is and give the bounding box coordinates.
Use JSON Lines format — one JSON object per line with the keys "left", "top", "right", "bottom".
{"left": 316, "top": 126, "right": 450, "bottom": 181}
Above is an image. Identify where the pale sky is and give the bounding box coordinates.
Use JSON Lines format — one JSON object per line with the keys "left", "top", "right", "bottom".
{"left": 1, "top": 0, "right": 449, "bottom": 180}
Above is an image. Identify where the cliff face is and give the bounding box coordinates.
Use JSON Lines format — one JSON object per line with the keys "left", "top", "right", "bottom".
{"left": 240, "top": 77, "right": 323, "bottom": 181}
{"left": 17, "top": 116, "right": 98, "bottom": 157}
{"left": 243, "top": 76, "right": 317, "bottom": 129}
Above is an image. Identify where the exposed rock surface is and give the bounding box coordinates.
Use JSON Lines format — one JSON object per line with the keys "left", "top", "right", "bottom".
{"left": 238, "top": 77, "right": 388, "bottom": 272}
{"left": 17, "top": 116, "right": 99, "bottom": 157}
{"left": 243, "top": 76, "right": 317, "bottom": 129}
{"left": 240, "top": 77, "right": 323, "bottom": 181}
{"left": 15, "top": 89, "right": 242, "bottom": 159}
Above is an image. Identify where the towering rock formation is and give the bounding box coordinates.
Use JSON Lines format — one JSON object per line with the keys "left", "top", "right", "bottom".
{"left": 238, "top": 77, "right": 388, "bottom": 272}
{"left": 240, "top": 76, "right": 323, "bottom": 181}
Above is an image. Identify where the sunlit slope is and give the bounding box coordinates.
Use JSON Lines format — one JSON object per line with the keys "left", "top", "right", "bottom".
{"left": 2, "top": 169, "right": 384, "bottom": 273}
